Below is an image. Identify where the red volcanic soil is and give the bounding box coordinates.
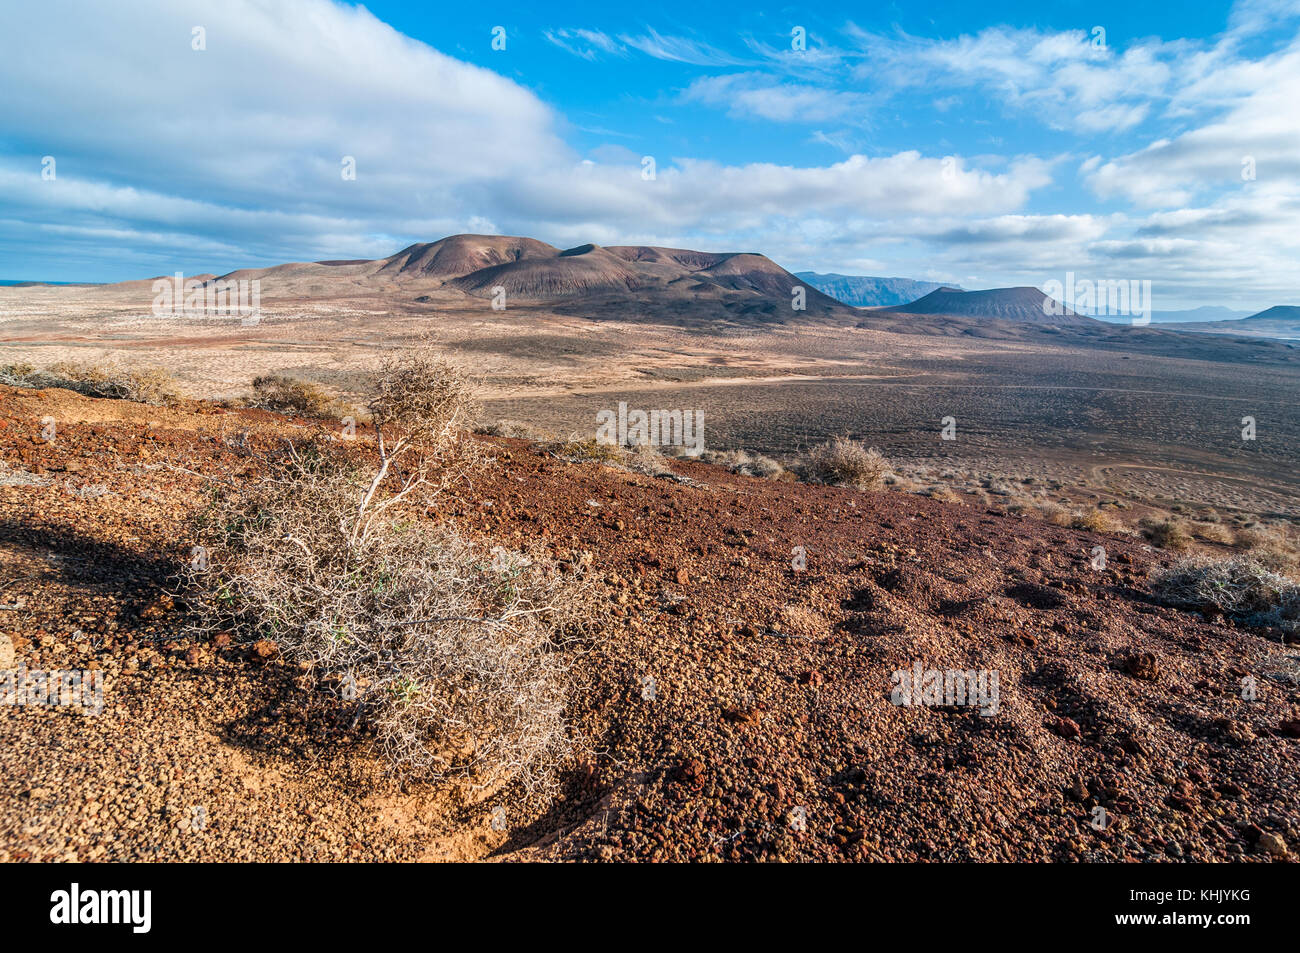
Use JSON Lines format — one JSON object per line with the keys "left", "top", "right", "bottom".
{"left": 0, "top": 385, "right": 1296, "bottom": 862}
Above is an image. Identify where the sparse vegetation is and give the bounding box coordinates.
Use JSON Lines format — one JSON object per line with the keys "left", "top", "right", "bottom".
{"left": 185, "top": 352, "right": 589, "bottom": 789}
{"left": 804, "top": 437, "right": 890, "bottom": 490}
{"left": 1142, "top": 517, "right": 1193, "bottom": 551}
{"left": 245, "top": 375, "right": 344, "bottom": 419}
{"left": 1070, "top": 508, "right": 1122, "bottom": 534}
{"left": 625, "top": 442, "right": 671, "bottom": 476}
{"left": 476, "top": 419, "right": 558, "bottom": 442}
{"left": 549, "top": 437, "right": 626, "bottom": 465}
{"left": 1, "top": 360, "right": 181, "bottom": 405}
{"left": 699, "top": 448, "right": 786, "bottom": 479}
{"left": 1151, "top": 555, "right": 1300, "bottom": 636}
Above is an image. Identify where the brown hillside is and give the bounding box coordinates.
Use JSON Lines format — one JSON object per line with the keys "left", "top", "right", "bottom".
{"left": 0, "top": 384, "right": 1295, "bottom": 862}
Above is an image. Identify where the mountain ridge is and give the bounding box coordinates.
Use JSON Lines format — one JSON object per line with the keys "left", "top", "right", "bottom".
{"left": 796, "top": 272, "right": 962, "bottom": 308}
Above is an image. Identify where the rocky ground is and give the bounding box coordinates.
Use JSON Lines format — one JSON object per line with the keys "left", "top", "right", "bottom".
{"left": 1, "top": 383, "right": 1296, "bottom": 862}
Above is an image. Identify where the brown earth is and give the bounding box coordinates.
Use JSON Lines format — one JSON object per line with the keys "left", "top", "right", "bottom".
{"left": 1, "top": 384, "right": 1297, "bottom": 862}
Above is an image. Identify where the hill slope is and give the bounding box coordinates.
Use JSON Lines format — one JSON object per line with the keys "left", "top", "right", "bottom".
{"left": 1163, "top": 304, "right": 1300, "bottom": 342}
{"left": 1, "top": 384, "right": 1296, "bottom": 862}
{"left": 883, "top": 286, "right": 1100, "bottom": 326}
{"left": 168, "top": 234, "right": 857, "bottom": 324}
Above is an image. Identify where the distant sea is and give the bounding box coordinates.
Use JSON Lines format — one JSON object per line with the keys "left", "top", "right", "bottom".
{"left": 0, "top": 280, "right": 101, "bottom": 286}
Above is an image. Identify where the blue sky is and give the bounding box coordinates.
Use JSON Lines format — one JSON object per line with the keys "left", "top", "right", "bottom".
{"left": 2, "top": 0, "right": 1299, "bottom": 309}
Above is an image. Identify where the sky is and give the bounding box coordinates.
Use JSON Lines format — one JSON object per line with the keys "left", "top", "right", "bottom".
{"left": 1, "top": 0, "right": 1299, "bottom": 310}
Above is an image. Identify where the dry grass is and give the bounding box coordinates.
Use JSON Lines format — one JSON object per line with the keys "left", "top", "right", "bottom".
{"left": 624, "top": 443, "right": 671, "bottom": 477}
{"left": 1070, "top": 508, "right": 1123, "bottom": 534}
{"left": 1151, "top": 555, "right": 1300, "bottom": 636}
{"left": 245, "top": 375, "right": 345, "bottom": 419}
{"left": 183, "top": 352, "right": 590, "bottom": 790}
{"left": 1142, "top": 517, "right": 1193, "bottom": 551}
{"left": 699, "top": 448, "right": 786, "bottom": 479}
{"left": 920, "top": 484, "right": 962, "bottom": 504}
{"left": 1193, "top": 521, "right": 1236, "bottom": 545}
{"left": 805, "top": 437, "right": 890, "bottom": 490}
{"left": 2, "top": 361, "right": 181, "bottom": 405}
{"left": 1036, "top": 502, "right": 1073, "bottom": 527}
{"left": 549, "top": 437, "right": 626, "bottom": 465}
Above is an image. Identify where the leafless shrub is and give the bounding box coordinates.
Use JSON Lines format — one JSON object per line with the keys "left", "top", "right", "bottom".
{"left": 184, "top": 352, "right": 589, "bottom": 790}
{"left": 246, "top": 375, "right": 344, "bottom": 419}
{"left": 547, "top": 437, "right": 625, "bottom": 465}
{"left": 1151, "top": 555, "right": 1300, "bottom": 635}
{"left": 805, "top": 437, "right": 890, "bottom": 490}
{"left": 625, "top": 442, "right": 671, "bottom": 477}
{"left": 920, "top": 484, "right": 961, "bottom": 503}
{"left": 1142, "top": 517, "right": 1192, "bottom": 551}
{"left": 1071, "top": 508, "right": 1122, "bottom": 534}
{"left": 1193, "top": 521, "right": 1235, "bottom": 545}
{"left": 3, "top": 361, "right": 181, "bottom": 405}
{"left": 699, "top": 448, "right": 785, "bottom": 479}
{"left": 1036, "top": 502, "right": 1073, "bottom": 526}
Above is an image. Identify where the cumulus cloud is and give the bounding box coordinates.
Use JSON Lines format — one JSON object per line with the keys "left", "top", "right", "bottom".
{"left": 0, "top": 0, "right": 1056, "bottom": 280}
{"left": 1, "top": 0, "right": 1298, "bottom": 307}
{"left": 1085, "top": 45, "right": 1300, "bottom": 206}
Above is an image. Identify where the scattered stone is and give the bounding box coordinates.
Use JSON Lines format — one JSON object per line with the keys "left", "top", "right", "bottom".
{"left": 1258, "top": 832, "right": 1287, "bottom": 857}
{"left": 250, "top": 639, "right": 280, "bottom": 663}
{"left": 1123, "top": 652, "right": 1160, "bottom": 681}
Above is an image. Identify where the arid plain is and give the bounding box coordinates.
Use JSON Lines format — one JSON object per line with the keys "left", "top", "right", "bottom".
{"left": 2, "top": 246, "right": 1296, "bottom": 526}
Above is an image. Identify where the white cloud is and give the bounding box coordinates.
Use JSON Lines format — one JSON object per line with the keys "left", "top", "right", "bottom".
{"left": 1085, "top": 45, "right": 1300, "bottom": 206}
{"left": 681, "top": 73, "right": 873, "bottom": 122}
{"left": 1, "top": 0, "right": 1297, "bottom": 308}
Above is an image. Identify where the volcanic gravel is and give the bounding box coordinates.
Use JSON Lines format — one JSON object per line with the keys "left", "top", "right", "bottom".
{"left": 1, "top": 384, "right": 1297, "bottom": 862}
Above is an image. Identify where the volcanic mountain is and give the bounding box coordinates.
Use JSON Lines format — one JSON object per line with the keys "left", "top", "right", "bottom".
{"left": 881, "top": 286, "right": 1099, "bottom": 326}
{"left": 1242, "top": 305, "right": 1300, "bottom": 324}
{"left": 1162, "top": 304, "right": 1300, "bottom": 342}
{"left": 180, "top": 234, "right": 851, "bottom": 324}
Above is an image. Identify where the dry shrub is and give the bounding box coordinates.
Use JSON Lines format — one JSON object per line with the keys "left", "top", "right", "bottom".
{"left": 548, "top": 437, "right": 624, "bottom": 465}
{"left": 700, "top": 448, "right": 785, "bottom": 479}
{"left": 1193, "top": 521, "right": 1235, "bottom": 545}
{"left": 0, "top": 362, "right": 35, "bottom": 382}
{"left": 1143, "top": 517, "right": 1192, "bottom": 551}
{"left": 1151, "top": 555, "right": 1300, "bottom": 636}
{"left": 921, "top": 484, "right": 961, "bottom": 503}
{"left": 1232, "top": 526, "right": 1267, "bottom": 549}
{"left": 5, "top": 361, "right": 181, "bottom": 405}
{"left": 1036, "top": 502, "right": 1073, "bottom": 526}
{"left": 1071, "top": 508, "right": 1121, "bottom": 534}
{"left": 805, "top": 437, "right": 890, "bottom": 490}
{"left": 1232, "top": 525, "right": 1300, "bottom": 573}
{"left": 246, "top": 375, "right": 343, "bottom": 419}
{"left": 185, "top": 352, "right": 588, "bottom": 790}
{"left": 625, "top": 442, "right": 671, "bottom": 477}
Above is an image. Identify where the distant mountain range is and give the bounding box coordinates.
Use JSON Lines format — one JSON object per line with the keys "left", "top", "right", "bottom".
{"left": 1090, "top": 306, "right": 1254, "bottom": 324}
{"left": 794, "top": 272, "right": 960, "bottom": 308}
{"left": 203, "top": 234, "right": 851, "bottom": 324}
{"left": 44, "top": 236, "right": 1297, "bottom": 341}
{"left": 1161, "top": 304, "right": 1300, "bottom": 341}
